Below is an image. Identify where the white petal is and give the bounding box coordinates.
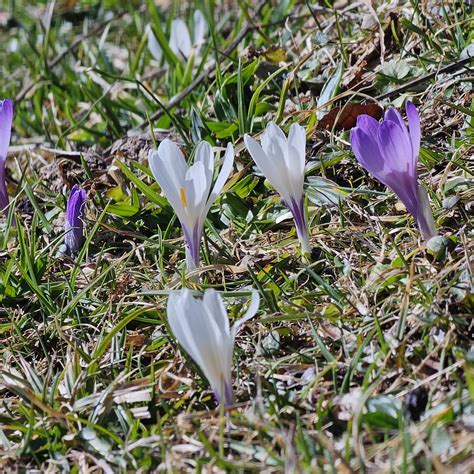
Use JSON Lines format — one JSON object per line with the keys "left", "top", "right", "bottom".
{"left": 146, "top": 24, "right": 162, "bottom": 62}
{"left": 149, "top": 149, "right": 183, "bottom": 218}
{"left": 288, "top": 123, "right": 306, "bottom": 177}
{"left": 261, "top": 122, "right": 287, "bottom": 154}
{"left": 167, "top": 291, "right": 203, "bottom": 365}
{"left": 205, "top": 142, "right": 234, "bottom": 215}
{"left": 203, "top": 289, "right": 231, "bottom": 336}
{"left": 265, "top": 135, "right": 297, "bottom": 201}
{"left": 149, "top": 140, "right": 190, "bottom": 226}
{"left": 169, "top": 19, "right": 192, "bottom": 59}
{"left": 156, "top": 139, "right": 189, "bottom": 184}
{"left": 167, "top": 290, "right": 231, "bottom": 398}
{"left": 184, "top": 161, "right": 209, "bottom": 213}
{"left": 193, "top": 10, "right": 207, "bottom": 47}
{"left": 169, "top": 292, "right": 217, "bottom": 365}
{"left": 232, "top": 290, "right": 260, "bottom": 337}
{"left": 195, "top": 141, "right": 214, "bottom": 192}
{"left": 244, "top": 134, "right": 291, "bottom": 202}
{"left": 287, "top": 142, "right": 305, "bottom": 199}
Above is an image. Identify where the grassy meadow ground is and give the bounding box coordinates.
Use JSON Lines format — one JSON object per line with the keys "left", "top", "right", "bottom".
{"left": 0, "top": 0, "right": 473, "bottom": 472}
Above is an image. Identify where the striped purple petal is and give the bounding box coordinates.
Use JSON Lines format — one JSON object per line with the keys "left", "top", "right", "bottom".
{"left": 0, "top": 99, "right": 13, "bottom": 214}
{"left": 65, "top": 185, "right": 87, "bottom": 253}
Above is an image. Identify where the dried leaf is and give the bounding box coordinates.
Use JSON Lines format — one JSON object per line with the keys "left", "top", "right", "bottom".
{"left": 262, "top": 46, "right": 288, "bottom": 63}
{"left": 317, "top": 103, "right": 383, "bottom": 131}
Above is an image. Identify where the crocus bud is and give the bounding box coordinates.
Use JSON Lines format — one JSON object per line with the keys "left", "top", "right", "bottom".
{"left": 350, "top": 101, "right": 437, "bottom": 240}
{"left": 167, "top": 289, "right": 259, "bottom": 407}
{"left": 0, "top": 99, "right": 13, "bottom": 215}
{"left": 65, "top": 185, "right": 87, "bottom": 254}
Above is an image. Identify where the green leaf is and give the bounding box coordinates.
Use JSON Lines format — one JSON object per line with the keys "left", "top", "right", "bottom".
{"left": 317, "top": 62, "right": 343, "bottom": 119}
{"left": 116, "top": 160, "right": 168, "bottom": 208}
{"left": 430, "top": 427, "right": 451, "bottom": 456}
{"left": 364, "top": 396, "right": 402, "bottom": 429}
{"left": 107, "top": 203, "right": 140, "bottom": 217}
{"left": 378, "top": 58, "right": 412, "bottom": 82}
{"left": 306, "top": 177, "right": 348, "bottom": 207}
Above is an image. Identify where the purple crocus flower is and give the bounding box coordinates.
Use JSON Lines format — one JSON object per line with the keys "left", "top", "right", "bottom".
{"left": 0, "top": 99, "right": 13, "bottom": 215}
{"left": 350, "top": 101, "right": 437, "bottom": 240}
{"left": 65, "top": 185, "right": 87, "bottom": 253}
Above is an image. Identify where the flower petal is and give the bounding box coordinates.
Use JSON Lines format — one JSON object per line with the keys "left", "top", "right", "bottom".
{"left": 245, "top": 134, "right": 283, "bottom": 197}
{"left": 149, "top": 140, "right": 190, "bottom": 226}
{"left": 377, "top": 121, "right": 415, "bottom": 176}
{"left": 265, "top": 139, "right": 292, "bottom": 197}
{"left": 0, "top": 99, "right": 13, "bottom": 162}
{"left": 385, "top": 107, "right": 412, "bottom": 155}
{"left": 261, "top": 121, "right": 286, "bottom": 155}
{"left": 205, "top": 142, "right": 234, "bottom": 215}
{"left": 384, "top": 108, "right": 407, "bottom": 132}
{"left": 193, "top": 10, "right": 207, "bottom": 47}
{"left": 406, "top": 101, "right": 421, "bottom": 161}
{"left": 65, "top": 185, "right": 87, "bottom": 253}
{"left": 232, "top": 290, "right": 260, "bottom": 336}
{"left": 203, "top": 289, "right": 231, "bottom": 336}
{"left": 167, "top": 290, "right": 205, "bottom": 365}
{"left": 377, "top": 121, "right": 418, "bottom": 216}
{"left": 288, "top": 123, "right": 306, "bottom": 178}
{"left": 184, "top": 160, "right": 208, "bottom": 209}
{"left": 167, "top": 289, "right": 232, "bottom": 402}
{"left": 350, "top": 126, "right": 385, "bottom": 177}
{"left": 356, "top": 114, "right": 379, "bottom": 139}
{"left": 169, "top": 18, "right": 192, "bottom": 59}
{"left": 146, "top": 25, "right": 162, "bottom": 62}
{"left": 194, "top": 141, "right": 214, "bottom": 192}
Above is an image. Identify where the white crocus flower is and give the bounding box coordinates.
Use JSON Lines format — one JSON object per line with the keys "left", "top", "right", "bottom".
{"left": 149, "top": 139, "right": 234, "bottom": 271}
{"left": 147, "top": 10, "right": 207, "bottom": 62}
{"left": 244, "top": 122, "right": 312, "bottom": 255}
{"left": 167, "top": 288, "right": 260, "bottom": 406}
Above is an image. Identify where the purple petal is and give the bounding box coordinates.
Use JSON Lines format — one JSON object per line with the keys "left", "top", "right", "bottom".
{"left": 65, "top": 186, "right": 87, "bottom": 253}
{"left": 350, "top": 127, "right": 385, "bottom": 176}
{"left": 406, "top": 101, "right": 421, "bottom": 160}
{"left": 351, "top": 103, "right": 430, "bottom": 237}
{"left": 0, "top": 166, "right": 8, "bottom": 213}
{"left": 285, "top": 197, "right": 311, "bottom": 254}
{"left": 356, "top": 114, "right": 380, "bottom": 139}
{"left": 0, "top": 99, "right": 13, "bottom": 162}
{"left": 183, "top": 223, "right": 202, "bottom": 270}
{"left": 287, "top": 197, "right": 305, "bottom": 239}
{"left": 384, "top": 108, "right": 406, "bottom": 130}
{"left": 0, "top": 99, "right": 13, "bottom": 215}
{"left": 377, "top": 121, "right": 418, "bottom": 217}
{"left": 384, "top": 107, "right": 412, "bottom": 157}
{"left": 213, "top": 380, "right": 235, "bottom": 407}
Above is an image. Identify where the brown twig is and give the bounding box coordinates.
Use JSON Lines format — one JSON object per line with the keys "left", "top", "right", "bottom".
{"left": 131, "top": 0, "right": 271, "bottom": 132}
